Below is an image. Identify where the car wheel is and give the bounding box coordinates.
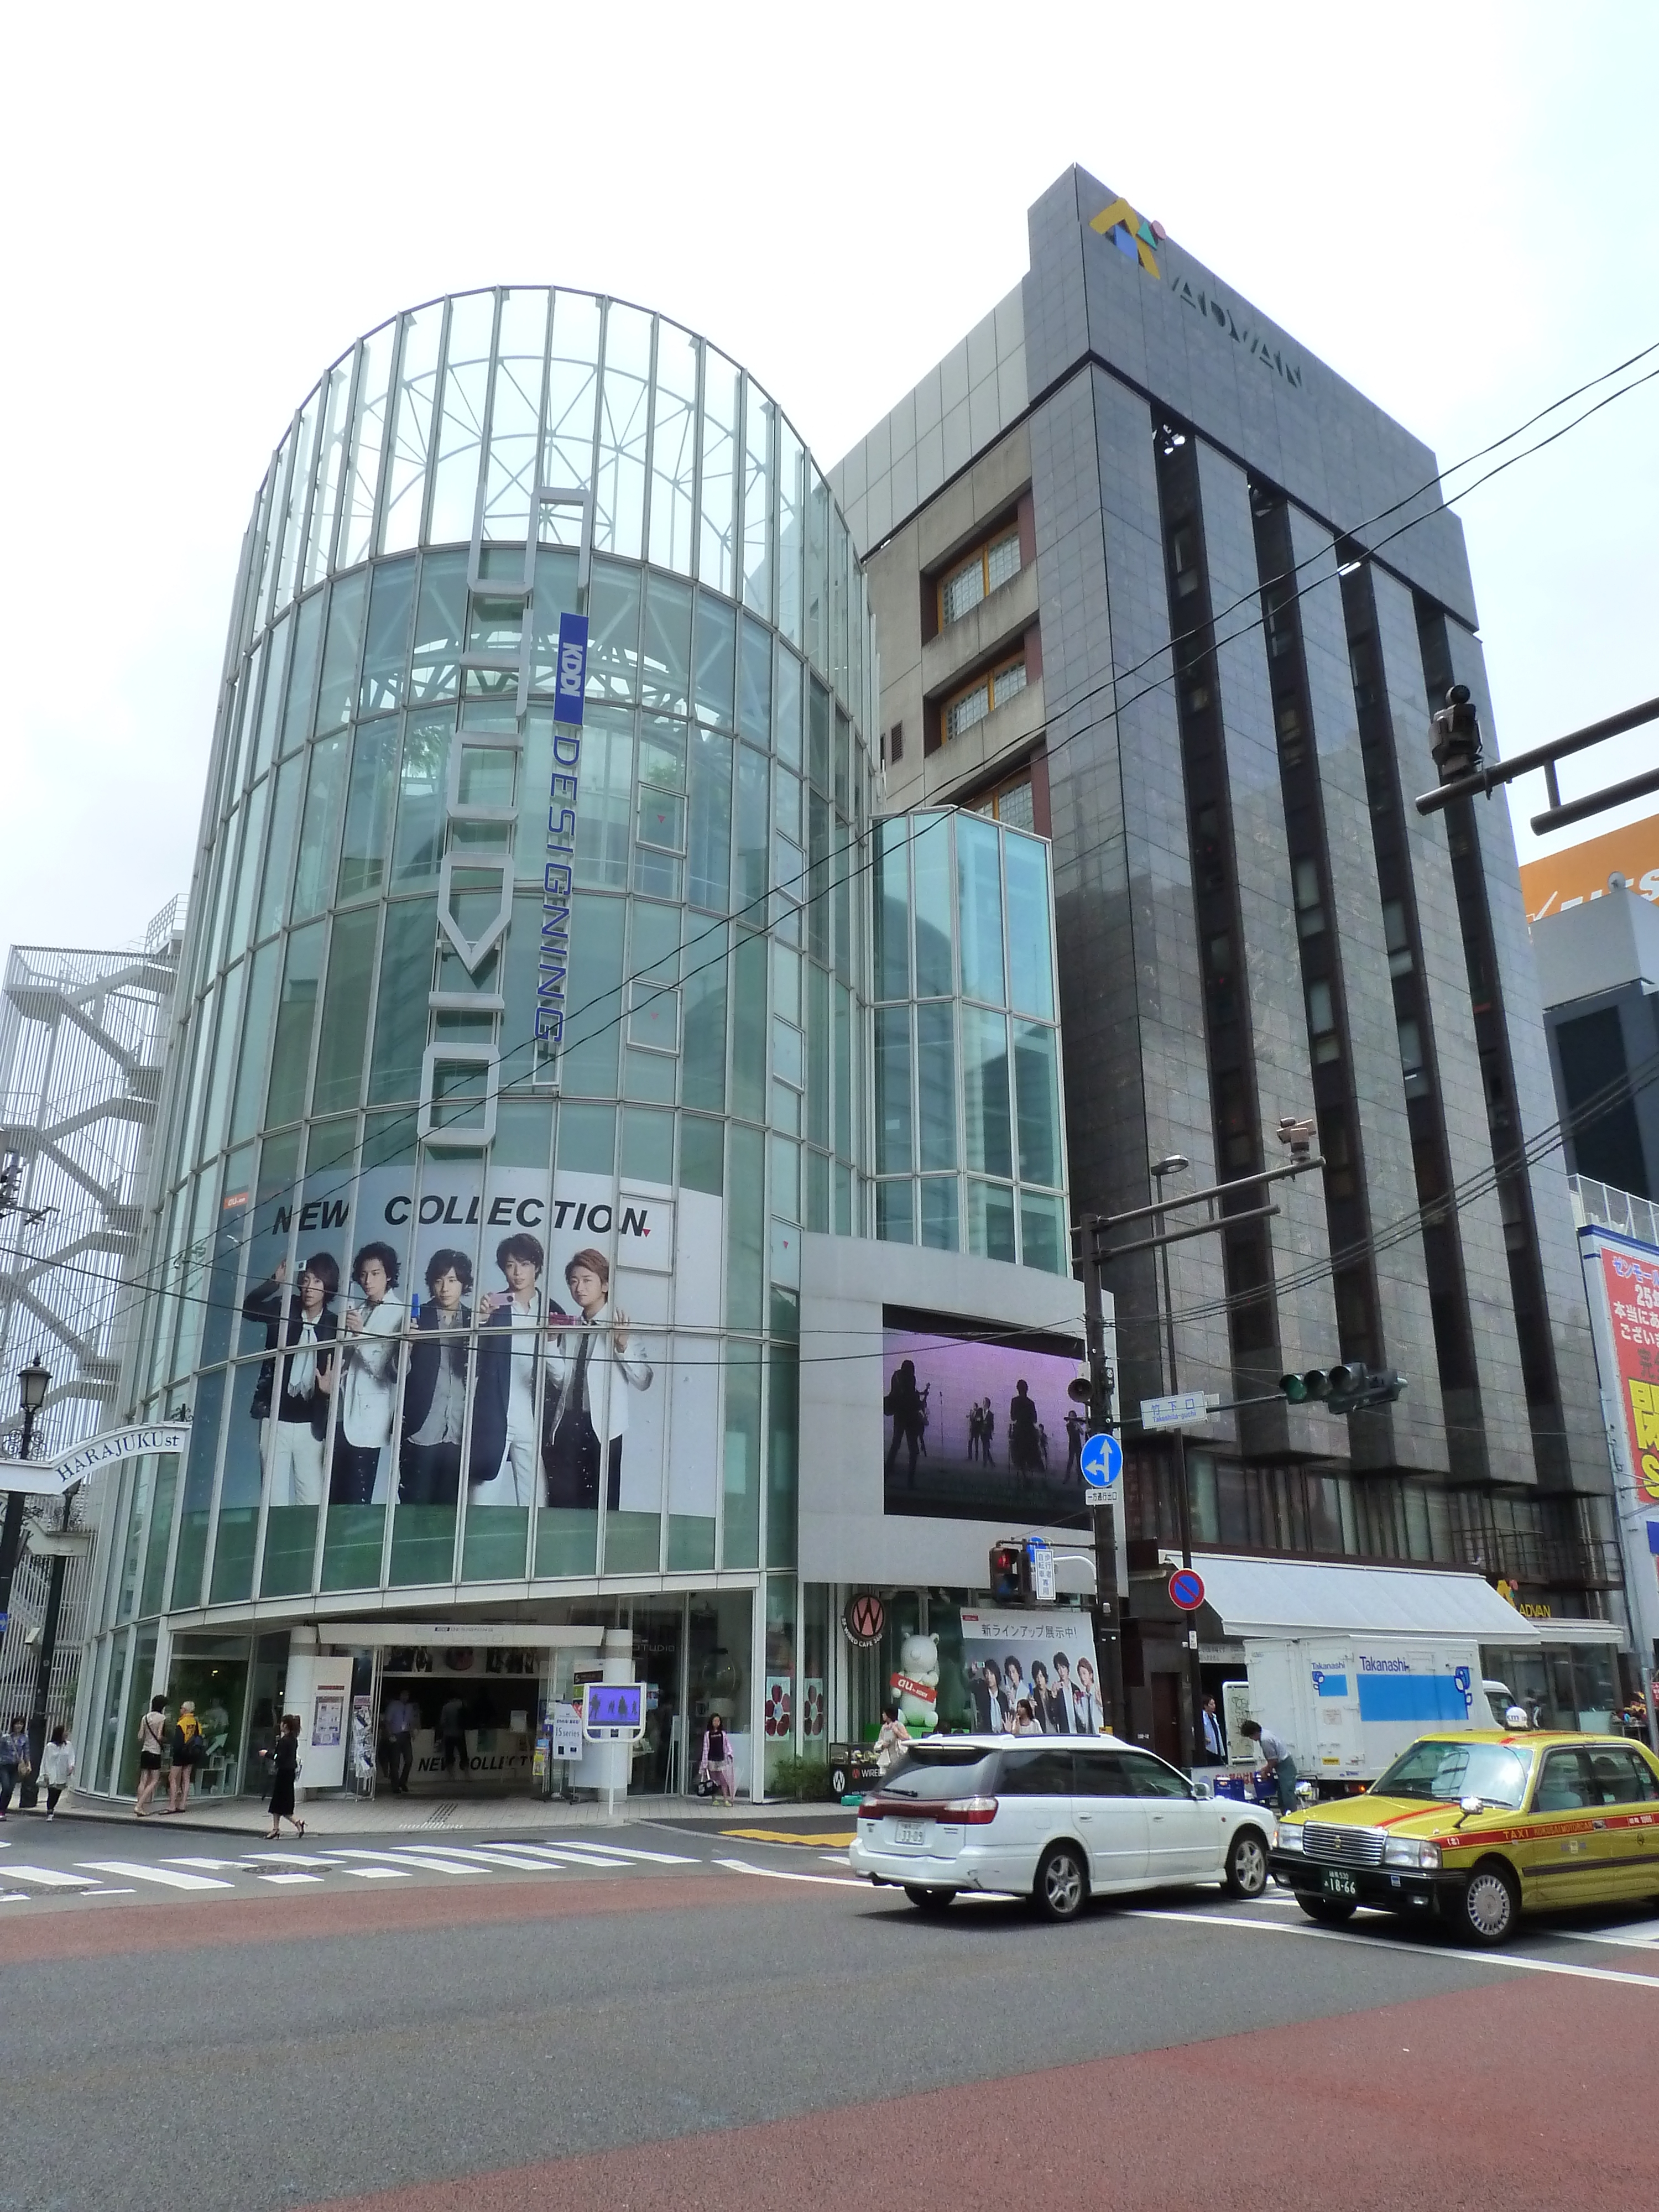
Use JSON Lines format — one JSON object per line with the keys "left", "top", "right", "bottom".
{"left": 1455, "top": 1860, "right": 1520, "bottom": 1947}
{"left": 1034, "top": 1843, "right": 1088, "bottom": 1922}
{"left": 904, "top": 1885, "right": 957, "bottom": 1912}
{"left": 1297, "top": 1895, "right": 1357, "bottom": 1925}
{"left": 1224, "top": 1828, "right": 1269, "bottom": 1898}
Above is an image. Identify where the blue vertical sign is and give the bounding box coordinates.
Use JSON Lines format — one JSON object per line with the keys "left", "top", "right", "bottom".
{"left": 554, "top": 611, "right": 588, "bottom": 726}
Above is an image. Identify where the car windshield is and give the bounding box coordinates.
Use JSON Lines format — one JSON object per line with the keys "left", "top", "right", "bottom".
{"left": 1373, "top": 1740, "right": 1531, "bottom": 1809}
{"left": 880, "top": 1746, "right": 996, "bottom": 1799}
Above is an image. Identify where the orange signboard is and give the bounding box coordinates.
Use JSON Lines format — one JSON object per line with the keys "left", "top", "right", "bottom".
{"left": 1520, "top": 814, "right": 1659, "bottom": 924}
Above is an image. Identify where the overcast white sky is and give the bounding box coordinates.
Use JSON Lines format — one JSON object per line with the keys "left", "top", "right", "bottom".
{"left": 3, "top": 1, "right": 1655, "bottom": 959}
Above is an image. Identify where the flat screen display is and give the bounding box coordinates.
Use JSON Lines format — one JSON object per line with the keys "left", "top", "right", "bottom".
{"left": 881, "top": 1306, "right": 1086, "bottom": 1524}
{"left": 583, "top": 1683, "right": 643, "bottom": 1730}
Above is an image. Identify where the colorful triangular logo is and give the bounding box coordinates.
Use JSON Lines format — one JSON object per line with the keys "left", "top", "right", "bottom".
{"left": 1089, "top": 195, "right": 1164, "bottom": 279}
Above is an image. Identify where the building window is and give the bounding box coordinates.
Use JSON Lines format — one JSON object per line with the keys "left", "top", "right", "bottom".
{"left": 944, "top": 654, "right": 1027, "bottom": 744}
{"left": 938, "top": 526, "right": 1021, "bottom": 628}
{"left": 970, "top": 768, "right": 1035, "bottom": 831}
{"left": 887, "top": 721, "right": 903, "bottom": 765}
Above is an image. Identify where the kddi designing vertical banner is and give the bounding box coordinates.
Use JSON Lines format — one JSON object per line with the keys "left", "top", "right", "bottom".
{"left": 1600, "top": 1246, "right": 1659, "bottom": 1514}
{"left": 237, "top": 1155, "right": 723, "bottom": 1547}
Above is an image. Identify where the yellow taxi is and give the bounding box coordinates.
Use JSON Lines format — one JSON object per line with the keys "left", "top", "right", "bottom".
{"left": 1269, "top": 1730, "right": 1659, "bottom": 1945}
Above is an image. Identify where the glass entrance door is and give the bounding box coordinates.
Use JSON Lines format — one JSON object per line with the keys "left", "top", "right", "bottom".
{"left": 629, "top": 1601, "right": 684, "bottom": 1794}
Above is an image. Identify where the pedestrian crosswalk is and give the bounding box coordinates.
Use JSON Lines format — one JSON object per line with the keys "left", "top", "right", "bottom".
{"left": 0, "top": 1836, "right": 700, "bottom": 1907}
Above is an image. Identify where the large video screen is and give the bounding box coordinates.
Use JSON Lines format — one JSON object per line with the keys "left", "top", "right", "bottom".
{"left": 881, "top": 1306, "right": 1087, "bottom": 1524}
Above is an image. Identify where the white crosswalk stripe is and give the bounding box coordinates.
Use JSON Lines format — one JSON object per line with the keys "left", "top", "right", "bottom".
{"left": 76, "top": 1860, "right": 234, "bottom": 1891}
{"left": 163, "top": 1856, "right": 248, "bottom": 1871}
{"left": 393, "top": 1844, "right": 560, "bottom": 1872}
{"left": 492, "top": 1839, "right": 696, "bottom": 1865}
{"left": 345, "top": 1866, "right": 410, "bottom": 1879}
{"left": 324, "top": 1849, "right": 482, "bottom": 1876}
{"left": 474, "top": 1843, "right": 629, "bottom": 1869}
{"left": 3, "top": 1865, "right": 96, "bottom": 1889}
{"left": 243, "top": 1853, "right": 338, "bottom": 1868}
{"left": 259, "top": 1872, "right": 325, "bottom": 1885}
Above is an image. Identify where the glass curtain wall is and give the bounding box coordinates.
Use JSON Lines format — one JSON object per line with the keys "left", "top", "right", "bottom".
{"left": 871, "top": 810, "right": 1068, "bottom": 1272}
{"left": 91, "top": 290, "right": 878, "bottom": 1674}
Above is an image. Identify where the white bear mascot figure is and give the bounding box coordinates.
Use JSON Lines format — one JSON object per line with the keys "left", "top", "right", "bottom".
{"left": 891, "top": 1632, "right": 941, "bottom": 1735}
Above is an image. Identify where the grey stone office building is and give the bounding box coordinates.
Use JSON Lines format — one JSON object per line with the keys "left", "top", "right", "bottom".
{"left": 833, "top": 166, "right": 1627, "bottom": 1745}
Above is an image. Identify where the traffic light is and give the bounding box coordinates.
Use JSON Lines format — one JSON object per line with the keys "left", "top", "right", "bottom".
{"left": 1430, "top": 684, "right": 1482, "bottom": 785}
{"left": 989, "top": 1538, "right": 1056, "bottom": 1604}
{"left": 989, "top": 1543, "right": 1023, "bottom": 1604}
{"left": 1280, "top": 1364, "right": 1406, "bottom": 1415}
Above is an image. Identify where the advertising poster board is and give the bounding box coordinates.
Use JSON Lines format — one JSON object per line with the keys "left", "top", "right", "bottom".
{"left": 958, "top": 1608, "right": 1105, "bottom": 1735}
{"left": 881, "top": 1306, "right": 1086, "bottom": 1523}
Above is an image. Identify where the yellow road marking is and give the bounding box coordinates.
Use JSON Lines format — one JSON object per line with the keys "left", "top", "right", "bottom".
{"left": 721, "top": 1827, "right": 857, "bottom": 1847}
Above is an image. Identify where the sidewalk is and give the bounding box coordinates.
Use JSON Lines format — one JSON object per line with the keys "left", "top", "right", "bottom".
{"left": 44, "top": 1790, "right": 845, "bottom": 1837}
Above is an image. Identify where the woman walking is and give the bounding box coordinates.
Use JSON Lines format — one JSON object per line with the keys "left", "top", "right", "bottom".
{"left": 698, "top": 1712, "right": 737, "bottom": 1806}
{"left": 265, "top": 1713, "right": 305, "bottom": 1839}
{"left": 134, "top": 1695, "right": 167, "bottom": 1815}
{"left": 0, "top": 1713, "right": 29, "bottom": 1819}
{"left": 168, "top": 1699, "right": 201, "bottom": 1813}
{"left": 39, "top": 1725, "right": 76, "bottom": 1817}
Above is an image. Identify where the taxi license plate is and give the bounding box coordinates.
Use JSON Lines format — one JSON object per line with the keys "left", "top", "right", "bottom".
{"left": 1323, "top": 1869, "right": 1358, "bottom": 1898}
{"left": 894, "top": 1819, "right": 928, "bottom": 1846}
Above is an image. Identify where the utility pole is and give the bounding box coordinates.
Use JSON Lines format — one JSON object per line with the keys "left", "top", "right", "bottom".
{"left": 1074, "top": 1215, "right": 1125, "bottom": 1736}
{"left": 1080, "top": 1126, "right": 1323, "bottom": 1769}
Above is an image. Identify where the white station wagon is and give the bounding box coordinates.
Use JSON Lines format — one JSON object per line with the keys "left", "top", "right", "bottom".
{"left": 849, "top": 1734, "right": 1272, "bottom": 1919}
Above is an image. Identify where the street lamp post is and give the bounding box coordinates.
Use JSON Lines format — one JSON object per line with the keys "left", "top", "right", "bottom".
{"left": 1150, "top": 1159, "right": 1207, "bottom": 1770}
{"left": 0, "top": 1360, "right": 51, "bottom": 1626}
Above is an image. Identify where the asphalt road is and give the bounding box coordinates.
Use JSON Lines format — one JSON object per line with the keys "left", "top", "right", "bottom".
{"left": 3, "top": 1808, "right": 1657, "bottom": 2211}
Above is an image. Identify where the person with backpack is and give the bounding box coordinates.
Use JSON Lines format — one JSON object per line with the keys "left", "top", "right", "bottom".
{"left": 264, "top": 1712, "right": 305, "bottom": 1840}
{"left": 168, "top": 1699, "right": 203, "bottom": 1813}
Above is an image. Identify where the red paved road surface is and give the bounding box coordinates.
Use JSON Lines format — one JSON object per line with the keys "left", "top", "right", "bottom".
{"left": 296, "top": 1974, "right": 1654, "bottom": 2212}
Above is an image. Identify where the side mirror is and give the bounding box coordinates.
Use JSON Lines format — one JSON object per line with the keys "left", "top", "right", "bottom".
{"left": 1191, "top": 1779, "right": 1213, "bottom": 1800}
{"left": 1459, "top": 1793, "right": 1484, "bottom": 1815}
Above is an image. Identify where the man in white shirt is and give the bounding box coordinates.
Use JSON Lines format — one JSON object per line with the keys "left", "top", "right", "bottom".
{"left": 1201, "top": 1695, "right": 1228, "bottom": 1761}
{"left": 330, "top": 1241, "right": 403, "bottom": 1504}
{"left": 545, "top": 1248, "right": 653, "bottom": 1510}
{"left": 470, "top": 1234, "right": 571, "bottom": 1505}
{"left": 1240, "top": 1718, "right": 1298, "bottom": 1812}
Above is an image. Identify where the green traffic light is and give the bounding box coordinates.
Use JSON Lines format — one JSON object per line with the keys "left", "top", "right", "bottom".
{"left": 1279, "top": 1373, "right": 1310, "bottom": 1403}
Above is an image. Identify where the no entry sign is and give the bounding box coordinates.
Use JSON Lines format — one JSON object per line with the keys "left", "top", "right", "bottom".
{"left": 1168, "top": 1567, "right": 1206, "bottom": 1611}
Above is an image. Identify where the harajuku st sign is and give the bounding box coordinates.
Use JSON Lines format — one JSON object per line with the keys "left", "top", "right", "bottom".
{"left": 0, "top": 1420, "right": 191, "bottom": 1496}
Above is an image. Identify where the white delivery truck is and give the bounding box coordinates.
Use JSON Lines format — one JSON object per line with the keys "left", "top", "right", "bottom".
{"left": 1231, "top": 1636, "right": 1511, "bottom": 1791}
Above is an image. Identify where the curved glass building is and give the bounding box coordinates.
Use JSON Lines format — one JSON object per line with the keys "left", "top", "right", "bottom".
{"left": 74, "top": 289, "right": 1076, "bottom": 1804}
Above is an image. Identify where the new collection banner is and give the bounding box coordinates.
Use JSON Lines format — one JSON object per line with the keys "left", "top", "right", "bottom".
{"left": 228, "top": 1150, "right": 723, "bottom": 1533}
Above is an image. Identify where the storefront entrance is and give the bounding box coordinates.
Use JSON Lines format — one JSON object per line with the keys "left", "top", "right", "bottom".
{"left": 377, "top": 1646, "right": 543, "bottom": 1794}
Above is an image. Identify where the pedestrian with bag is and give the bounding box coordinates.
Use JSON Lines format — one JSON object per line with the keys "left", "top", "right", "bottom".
{"left": 699, "top": 1712, "right": 737, "bottom": 1805}
{"left": 0, "top": 1712, "right": 30, "bottom": 1819}
{"left": 134, "top": 1694, "right": 167, "bottom": 1815}
{"left": 265, "top": 1713, "right": 306, "bottom": 1839}
{"left": 39, "top": 1724, "right": 75, "bottom": 1817}
{"left": 168, "top": 1699, "right": 202, "bottom": 1813}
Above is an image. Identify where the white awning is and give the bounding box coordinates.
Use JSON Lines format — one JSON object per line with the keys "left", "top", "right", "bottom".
{"left": 1192, "top": 1554, "right": 1542, "bottom": 1642}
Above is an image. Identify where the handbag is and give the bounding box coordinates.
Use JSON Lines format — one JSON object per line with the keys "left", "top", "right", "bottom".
{"left": 17, "top": 1756, "right": 32, "bottom": 1782}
